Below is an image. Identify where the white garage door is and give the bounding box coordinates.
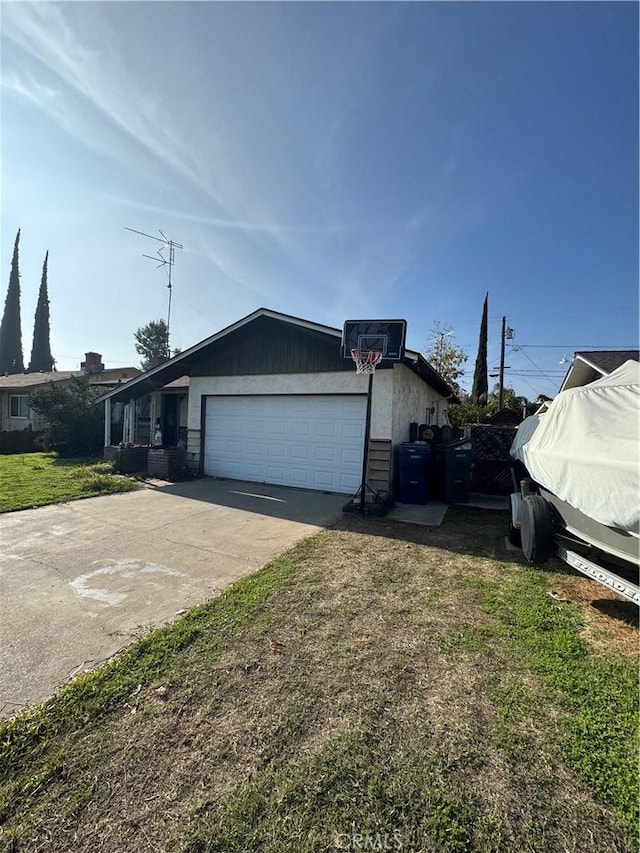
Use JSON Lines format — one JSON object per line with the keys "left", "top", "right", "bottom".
{"left": 204, "top": 395, "right": 366, "bottom": 493}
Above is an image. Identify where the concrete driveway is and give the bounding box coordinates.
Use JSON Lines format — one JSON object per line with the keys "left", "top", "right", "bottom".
{"left": 0, "top": 478, "right": 345, "bottom": 718}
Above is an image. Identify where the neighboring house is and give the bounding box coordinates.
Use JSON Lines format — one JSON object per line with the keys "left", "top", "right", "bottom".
{"left": 98, "top": 308, "right": 458, "bottom": 496}
{"left": 484, "top": 408, "right": 524, "bottom": 427}
{"left": 559, "top": 350, "right": 639, "bottom": 392}
{"left": 0, "top": 352, "right": 140, "bottom": 433}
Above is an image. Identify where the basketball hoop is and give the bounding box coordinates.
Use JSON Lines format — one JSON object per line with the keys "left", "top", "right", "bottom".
{"left": 351, "top": 348, "right": 383, "bottom": 374}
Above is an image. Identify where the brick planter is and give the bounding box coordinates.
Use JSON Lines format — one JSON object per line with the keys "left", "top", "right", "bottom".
{"left": 147, "top": 447, "right": 187, "bottom": 481}
{"left": 105, "top": 446, "right": 149, "bottom": 474}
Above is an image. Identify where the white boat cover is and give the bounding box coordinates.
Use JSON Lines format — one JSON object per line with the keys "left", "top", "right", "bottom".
{"left": 511, "top": 360, "right": 640, "bottom": 533}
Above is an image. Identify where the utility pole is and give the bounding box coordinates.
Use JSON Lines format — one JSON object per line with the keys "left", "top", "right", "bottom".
{"left": 125, "top": 227, "right": 183, "bottom": 357}
{"left": 498, "top": 317, "right": 514, "bottom": 409}
{"left": 498, "top": 316, "right": 506, "bottom": 410}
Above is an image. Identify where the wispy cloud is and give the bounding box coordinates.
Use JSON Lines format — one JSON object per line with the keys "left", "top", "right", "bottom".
{"left": 1, "top": 2, "right": 466, "bottom": 326}
{"left": 2, "top": 70, "right": 60, "bottom": 105}
{"left": 104, "top": 195, "right": 368, "bottom": 236}
{"left": 2, "top": 4, "right": 201, "bottom": 189}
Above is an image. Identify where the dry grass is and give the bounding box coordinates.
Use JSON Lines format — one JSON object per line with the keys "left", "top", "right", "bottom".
{"left": 1, "top": 509, "right": 637, "bottom": 853}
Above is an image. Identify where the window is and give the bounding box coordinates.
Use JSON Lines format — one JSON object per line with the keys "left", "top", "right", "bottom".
{"left": 10, "top": 395, "right": 28, "bottom": 418}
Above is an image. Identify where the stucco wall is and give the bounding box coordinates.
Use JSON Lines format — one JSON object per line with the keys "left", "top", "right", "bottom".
{"left": 187, "top": 370, "right": 396, "bottom": 468}
{"left": 186, "top": 368, "right": 444, "bottom": 472}
{"left": 369, "top": 369, "right": 394, "bottom": 439}
{"left": 188, "top": 372, "right": 373, "bottom": 426}
{"left": 391, "top": 363, "right": 449, "bottom": 445}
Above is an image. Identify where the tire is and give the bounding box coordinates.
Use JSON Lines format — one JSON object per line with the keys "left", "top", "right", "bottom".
{"left": 520, "top": 494, "right": 553, "bottom": 565}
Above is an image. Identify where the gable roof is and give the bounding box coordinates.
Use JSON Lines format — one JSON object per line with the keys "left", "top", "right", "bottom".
{"left": 98, "top": 308, "right": 458, "bottom": 404}
{"left": 0, "top": 372, "right": 78, "bottom": 390}
{"left": 573, "top": 350, "right": 639, "bottom": 375}
{"left": 485, "top": 408, "right": 523, "bottom": 426}
{"left": 560, "top": 349, "right": 640, "bottom": 392}
{"left": 0, "top": 367, "right": 141, "bottom": 393}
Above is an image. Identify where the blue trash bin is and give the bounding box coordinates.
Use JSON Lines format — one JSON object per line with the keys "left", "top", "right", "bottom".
{"left": 396, "top": 442, "right": 431, "bottom": 504}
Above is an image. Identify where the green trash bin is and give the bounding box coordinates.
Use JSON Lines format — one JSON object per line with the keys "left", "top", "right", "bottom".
{"left": 433, "top": 441, "right": 473, "bottom": 503}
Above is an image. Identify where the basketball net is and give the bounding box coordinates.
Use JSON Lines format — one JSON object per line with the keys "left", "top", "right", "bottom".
{"left": 351, "top": 349, "right": 383, "bottom": 375}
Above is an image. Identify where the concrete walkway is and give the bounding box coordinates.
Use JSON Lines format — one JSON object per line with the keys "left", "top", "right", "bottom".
{"left": 388, "top": 493, "right": 509, "bottom": 527}
{"left": 0, "top": 478, "right": 345, "bottom": 718}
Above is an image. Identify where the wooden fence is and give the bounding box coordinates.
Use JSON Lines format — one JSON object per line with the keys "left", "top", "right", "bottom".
{"left": 466, "top": 425, "right": 517, "bottom": 495}
{"left": 0, "top": 430, "right": 41, "bottom": 454}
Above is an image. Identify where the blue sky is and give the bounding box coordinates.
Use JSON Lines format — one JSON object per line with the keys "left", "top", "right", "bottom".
{"left": 1, "top": 1, "right": 638, "bottom": 399}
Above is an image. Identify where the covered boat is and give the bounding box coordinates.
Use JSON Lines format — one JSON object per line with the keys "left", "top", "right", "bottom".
{"left": 509, "top": 360, "right": 640, "bottom": 604}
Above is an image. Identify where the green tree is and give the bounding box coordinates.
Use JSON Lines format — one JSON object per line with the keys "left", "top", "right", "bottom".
{"left": 28, "top": 377, "right": 104, "bottom": 457}
{"left": 0, "top": 229, "right": 25, "bottom": 374}
{"left": 449, "top": 384, "right": 530, "bottom": 428}
{"left": 487, "top": 383, "right": 529, "bottom": 413}
{"left": 423, "top": 322, "right": 467, "bottom": 395}
{"left": 28, "top": 251, "right": 54, "bottom": 372}
{"left": 134, "top": 319, "right": 169, "bottom": 370}
{"left": 471, "top": 293, "right": 488, "bottom": 404}
{"left": 448, "top": 394, "right": 490, "bottom": 428}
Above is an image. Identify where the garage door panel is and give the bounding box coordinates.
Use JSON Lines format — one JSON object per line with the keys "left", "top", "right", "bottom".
{"left": 266, "top": 465, "right": 286, "bottom": 480}
{"left": 317, "top": 422, "right": 338, "bottom": 437}
{"left": 224, "top": 460, "right": 244, "bottom": 477}
{"left": 204, "top": 395, "right": 365, "bottom": 494}
{"left": 342, "top": 423, "right": 364, "bottom": 439}
{"left": 290, "top": 467, "right": 311, "bottom": 486}
{"left": 341, "top": 472, "right": 361, "bottom": 490}
{"left": 314, "top": 471, "right": 335, "bottom": 487}
{"left": 291, "top": 445, "right": 310, "bottom": 460}
{"left": 314, "top": 446, "right": 336, "bottom": 462}
{"left": 342, "top": 400, "right": 366, "bottom": 414}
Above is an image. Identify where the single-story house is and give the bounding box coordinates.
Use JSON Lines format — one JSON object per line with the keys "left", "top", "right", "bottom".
{"left": 98, "top": 308, "right": 458, "bottom": 496}
{"left": 559, "top": 350, "right": 639, "bottom": 392}
{"left": 0, "top": 352, "right": 140, "bottom": 434}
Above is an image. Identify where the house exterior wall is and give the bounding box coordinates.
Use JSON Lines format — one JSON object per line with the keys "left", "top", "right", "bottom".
{"left": 0, "top": 391, "right": 40, "bottom": 432}
{"left": 186, "top": 370, "right": 396, "bottom": 470}
{"left": 391, "top": 363, "right": 449, "bottom": 446}
{"left": 1, "top": 369, "right": 140, "bottom": 434}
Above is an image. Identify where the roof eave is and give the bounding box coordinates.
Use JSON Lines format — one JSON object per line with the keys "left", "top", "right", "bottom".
{"left": 404, "top": 350, "right": 459, "bottom": 403}
{"left": 97, "top": 308, "right": 344, "bottom": 403}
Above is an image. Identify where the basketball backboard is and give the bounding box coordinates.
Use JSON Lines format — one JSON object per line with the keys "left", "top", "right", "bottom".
{"left": 342, "top": 319, "right": 407, "bottom": 362}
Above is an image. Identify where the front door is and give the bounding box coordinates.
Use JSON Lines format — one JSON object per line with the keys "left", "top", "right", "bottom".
{"left": 161, "top": 395, "right": 179, "bottom": 446}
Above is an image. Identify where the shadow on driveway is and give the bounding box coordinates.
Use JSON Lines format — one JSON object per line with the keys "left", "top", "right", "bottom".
{"left": 145, "top": 476, "right": 348, "bottom": 525}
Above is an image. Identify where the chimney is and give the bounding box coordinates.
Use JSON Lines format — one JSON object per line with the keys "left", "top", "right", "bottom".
{"left": 81, "top": 352, "right": 104, "bottom": 374}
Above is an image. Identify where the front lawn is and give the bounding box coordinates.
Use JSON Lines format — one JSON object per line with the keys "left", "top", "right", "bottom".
{"left": 1, "top": 510, "right": 637, "bottom": 852}
{"left": 0, "top": 452, "right": 139, "bottom": 512}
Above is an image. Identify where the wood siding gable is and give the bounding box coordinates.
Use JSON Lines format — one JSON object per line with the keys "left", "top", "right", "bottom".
{"left": 190, "top": 316, "right": 353, "bottom": 377}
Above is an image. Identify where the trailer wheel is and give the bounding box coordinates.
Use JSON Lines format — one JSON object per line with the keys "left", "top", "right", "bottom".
{"left": 520, "top": 495, "right": 553, "bottom": 565}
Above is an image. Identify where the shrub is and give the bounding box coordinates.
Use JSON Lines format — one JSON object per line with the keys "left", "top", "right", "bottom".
{"left": 28, "top": 378, "right": 104, "bottom": 457}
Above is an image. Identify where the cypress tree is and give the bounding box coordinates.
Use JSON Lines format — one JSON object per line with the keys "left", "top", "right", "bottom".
{"left": 471, "top": 293, "right": 488, "bottom": 404}
{"left": 28, "top": 251, "right": 54, "bottom": 372}
{"left": 0, "top": 229, "right": 25, "bottom": 374}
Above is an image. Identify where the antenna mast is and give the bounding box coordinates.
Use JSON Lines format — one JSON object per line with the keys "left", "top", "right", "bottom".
{"left": 125, "top": 226, "right": 183, "bottom": 356}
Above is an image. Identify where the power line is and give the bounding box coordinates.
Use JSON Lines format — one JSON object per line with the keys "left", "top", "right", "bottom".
{"left": 513, "top": 344, "right": 637, "bottom": 349}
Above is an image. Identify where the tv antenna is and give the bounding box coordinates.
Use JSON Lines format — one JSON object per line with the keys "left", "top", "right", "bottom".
{"left": 125, "top": 227, "right": 183, "bottom": 356}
